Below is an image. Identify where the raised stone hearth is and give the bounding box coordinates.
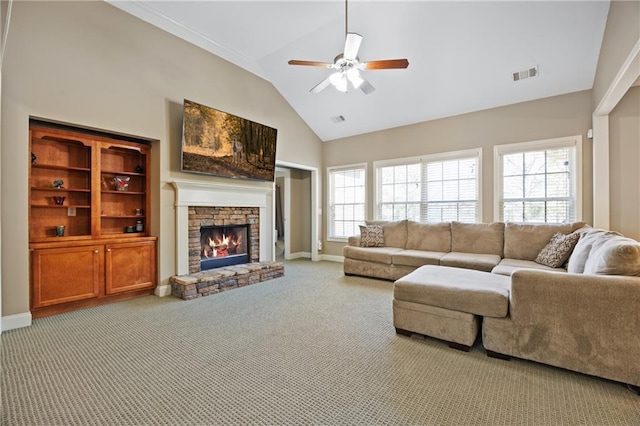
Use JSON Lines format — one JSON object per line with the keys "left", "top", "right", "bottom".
{"left": 170, "top": 261, "right": 284, "bottom": 300}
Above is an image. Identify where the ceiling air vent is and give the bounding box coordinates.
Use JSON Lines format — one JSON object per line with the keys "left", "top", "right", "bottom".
{"left": 513, "top": 66, "right": 538, "bottom": 82}
{"left": 330, "top": 115, "right": 346, "bottom": 123}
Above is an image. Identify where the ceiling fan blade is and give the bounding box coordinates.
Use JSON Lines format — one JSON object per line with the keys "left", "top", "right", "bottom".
{"left": 288, "top": 60, "right": 333, "bottom": 68}
{"left": 343, "top": 32, "right": 363, "bottom": 60}
{"left": 364, "top": 59, "right": 409, "bottom": 70}
{"left": 359, "top": 78, "right": 375, "bottom": 95}
{"left": 310, "top": 76, "right": 333, "bottom": 94}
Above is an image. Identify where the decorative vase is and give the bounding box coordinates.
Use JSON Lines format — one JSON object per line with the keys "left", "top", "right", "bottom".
{"left": 52, "top": 196, "right": 66, "bottom": 206}
{"left": 114, "top": 176, "right": 130, "bottom": 191}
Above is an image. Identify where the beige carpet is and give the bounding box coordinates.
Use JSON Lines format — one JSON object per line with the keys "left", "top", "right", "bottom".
{"left": 2, "top": 259, "right": 639, "bottom": 425}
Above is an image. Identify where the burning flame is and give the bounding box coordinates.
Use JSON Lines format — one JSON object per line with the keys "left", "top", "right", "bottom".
{"left": 203, "top": 234, "right": 231, "bottom": 258}
{"left": 202, "top": 230, "right": 244, "bottom": 259}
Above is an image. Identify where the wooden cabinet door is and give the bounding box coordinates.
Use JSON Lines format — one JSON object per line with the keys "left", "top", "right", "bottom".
{"left": 31, "top": 246, "right": 103, "bottom": 308}
{"left": 105, "top": 240, "right": 156, "bottom": 294}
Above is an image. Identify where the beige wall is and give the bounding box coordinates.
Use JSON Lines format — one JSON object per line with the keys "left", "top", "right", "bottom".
{"left": 609, "top": 86, "right": 640, "bottom": 240}
{"left": 0, "top": 1, "right": 322, "bottom": 317}
{"left": 592, "top": 0, "right": 640, "bottom": 109}
{"left": 322, "top": 91, "right": 594, "bottom": 257}
{"left": 289, "top": 169, "right": 312, "bottom": 255}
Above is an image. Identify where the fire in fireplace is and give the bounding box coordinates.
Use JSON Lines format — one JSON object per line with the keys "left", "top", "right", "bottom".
{"left": 200, "top": 224, "right": 250, "bottom": 270}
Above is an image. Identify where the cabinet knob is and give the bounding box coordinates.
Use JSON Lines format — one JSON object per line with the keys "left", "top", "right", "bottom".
{"left": 107, "top": 249, "right": 111, "bottom": 252}
{"left": 94, "top": 250, "right": 99, "bottom": 254}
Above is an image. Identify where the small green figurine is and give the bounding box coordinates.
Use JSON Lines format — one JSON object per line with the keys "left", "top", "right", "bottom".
{"left": 52, "top": 179, "right": 64, "bottom": 189}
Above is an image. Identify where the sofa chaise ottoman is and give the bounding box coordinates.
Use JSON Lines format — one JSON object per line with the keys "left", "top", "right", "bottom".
{"left": 394, "top": 265, "right": 510, "bottom": 350}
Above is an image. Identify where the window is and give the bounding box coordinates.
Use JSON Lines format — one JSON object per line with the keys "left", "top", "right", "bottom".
{"left": 375, "top": 149, "right": 481, "bottom": 223}
{"left": 377, "top": 163, "right": 422, "bottom": 221}
{"left": 328, "top": 165, "right": 366, "bottom": 240}
{"left": 494, "top": 136, "right": 582, "bottom": 223}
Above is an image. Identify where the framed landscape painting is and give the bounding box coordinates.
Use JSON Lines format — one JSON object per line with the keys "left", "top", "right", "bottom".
{"left": 181, "top": 99, "right": 278, "bottom": 182}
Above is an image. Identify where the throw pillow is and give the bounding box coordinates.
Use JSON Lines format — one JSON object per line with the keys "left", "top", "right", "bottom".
{"left": 583, "top": 237, "right": 640, "bottom": 276}
{"left": 359, "top": 225, "right": 384, "bottom": 248}
{"left": 535, "top": 232, "right": 580, "bottom": 268}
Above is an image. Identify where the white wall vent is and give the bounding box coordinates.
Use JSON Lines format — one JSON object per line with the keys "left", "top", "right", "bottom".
{"left": 330, "top": 115, "right": 346, "bottom": 123}
{"left": 512, "top": 66, "right": 539, "bottom": 82}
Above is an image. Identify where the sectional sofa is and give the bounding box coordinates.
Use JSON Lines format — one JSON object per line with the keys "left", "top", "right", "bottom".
{"left": 343, "top": 220, "right": 640, "bottom": 392}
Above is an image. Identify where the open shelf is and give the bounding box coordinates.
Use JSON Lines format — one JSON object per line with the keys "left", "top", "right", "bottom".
{"left": 101, "top": 190, "right": 145, "bottom": 195}
{"left": 101, "top": 215, "right": 146, "bottom": 219}
{"left": 30, "top": 126, "right": 150, "bottom": 241}
{"left": 101, "top": 170, "right": 145, "bottom": 177}
{"left": 31, "top": 187, "right": 91, "bottom": 193}
{"left": 31, "top": 204, "right": 91, "bottom": 209}
{"left": 32, "top": 163, "right": 91, "bottom": 172}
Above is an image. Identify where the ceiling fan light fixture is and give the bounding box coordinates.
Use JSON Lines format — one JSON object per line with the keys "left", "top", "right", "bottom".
{"left": 329, "top": 71, "right": 343, "bottom": 86}
{"left": 346, "top": 68, "right": 364, "bottom": 89}
{"left": 329, "top": 72, "right": 348, "bottom": 92}
{"left": 335, "top": 75, "right": 348, "bottom": 92}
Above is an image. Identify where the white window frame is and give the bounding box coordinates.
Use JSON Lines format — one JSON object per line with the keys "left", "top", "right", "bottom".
{"left": 327, "top": 163, "right": 367, "bottom": 242}
{"left": 373, "top": 148, "right": 482, "bottom": 223}
{"left": 493, "top": 135, "right": 582, "bottom": 223}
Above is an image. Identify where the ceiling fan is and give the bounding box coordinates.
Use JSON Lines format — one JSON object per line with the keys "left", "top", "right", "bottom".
{"left": 287, "top": 0, "right": 409, "bottom": 95}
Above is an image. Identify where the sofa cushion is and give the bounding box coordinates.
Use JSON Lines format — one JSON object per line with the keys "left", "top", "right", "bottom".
{"left": 503, "top": 222, "right": 585, "bottom": 261}
{"left": 359, "top": 225, "right": 384, "bottom": 247}
{"left": 392, "top": 250, "right": 447, "bottom": 267}
{"left": 366, "top": 219, "right": 407, "bottom": 248}
{"left": 440, "top": 252, "right": 502, "bottom": 272}
{"left": 583, "top": 237, "right": 640, "bottom": 276}
{"left": 393, "top": 265, "right": 510, "bottom": 318}
{"left": 343, "top": 246, "right": 403, "bottom": 264}
{"left": 535, "top": 232, "right": 580, "bottom": 268}
{"left": 450, "top": 222, "right": 504, "bottom": 256}
{"left": 567, "top": 228, "right": 620, "bottom": 273}
{"left": 406, "top": 221, "right": 451, "bottom": 252}
{"left": 492, "top": 258, "right": 567, "bottom": 277}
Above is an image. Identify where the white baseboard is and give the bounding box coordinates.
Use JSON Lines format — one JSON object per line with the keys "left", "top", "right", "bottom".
{"left": 2, "top": 312, "right": 32, "bottom": 332}
{"left": 288, "top": 251, "right": 311, "bottom": 260}
{"left": 320, "top": 254, "right": 344, "bottom": 263}
{"left": 154, "top": 284, "right": 172, "bottom": 297}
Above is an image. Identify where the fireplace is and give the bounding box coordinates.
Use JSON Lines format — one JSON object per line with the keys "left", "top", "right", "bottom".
{"left": 200, "top": 224, "right": 250, "bottom": 270}
{"left": 170, "top": 180, "right": 274, "bottom": 279}
{"left": 186, "top": 206, "right": 260, "bottom": 273}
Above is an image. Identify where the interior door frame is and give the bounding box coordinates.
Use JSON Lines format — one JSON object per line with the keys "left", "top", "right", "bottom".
{"left": 275, "top": 161, "right": 319, "bottom": 261}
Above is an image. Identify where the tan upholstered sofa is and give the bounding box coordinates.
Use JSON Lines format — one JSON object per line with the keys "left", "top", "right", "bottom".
{"left": 344, "top": 220, "right": 586, "bottom": 280}
{"left": 343, "top": 220, "right": 640, "bottom": 391}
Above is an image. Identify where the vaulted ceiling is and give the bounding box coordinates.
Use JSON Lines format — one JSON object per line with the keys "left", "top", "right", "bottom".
{"left": 110, "top": 1, "right": 610, "bottom": 142}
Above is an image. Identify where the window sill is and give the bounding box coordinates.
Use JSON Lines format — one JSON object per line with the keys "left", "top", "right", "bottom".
{"left": 327, "top": 237, "right": 349, "bottom": 243}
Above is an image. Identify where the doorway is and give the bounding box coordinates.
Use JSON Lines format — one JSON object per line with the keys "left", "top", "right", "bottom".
{"left": 275, "top": 162, "right": 319, "bottom": 261}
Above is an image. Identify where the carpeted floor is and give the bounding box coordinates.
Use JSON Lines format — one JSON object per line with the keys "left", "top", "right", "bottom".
{"left": 2, "top": 259, "right": 639, "bottom": 425}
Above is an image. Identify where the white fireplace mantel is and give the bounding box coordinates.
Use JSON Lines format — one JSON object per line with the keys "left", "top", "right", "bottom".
{"left": 170, "top": 180, "right": 274, "bottom": 275}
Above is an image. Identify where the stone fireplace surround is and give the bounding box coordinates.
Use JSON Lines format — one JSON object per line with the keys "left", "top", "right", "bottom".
{"left": 190, "top": 207, "right": 258, "bottom": 273}
{"left": 170, "top": 180, "right": 274, "bottom": 276}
